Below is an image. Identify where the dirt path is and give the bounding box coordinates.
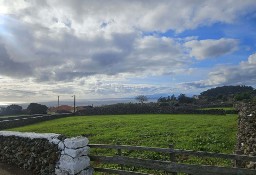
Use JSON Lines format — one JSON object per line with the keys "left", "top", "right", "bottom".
{"left": 0, "top": 163, "right": 33, "bottom": 175}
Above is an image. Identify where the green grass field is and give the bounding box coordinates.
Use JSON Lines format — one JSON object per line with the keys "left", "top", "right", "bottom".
{"left": 10, "top": 114, "right": 237, "bottom": 153}
{"left": 9, "top": 114, "right": 238, "bottom": 170}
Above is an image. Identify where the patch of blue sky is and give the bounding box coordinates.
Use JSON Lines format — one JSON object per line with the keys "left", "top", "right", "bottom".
{"left": 143, "top": 13, "right": 256, "bottom": 50}
{"left": 185, "top": 14, "right": 255, "bottom": 68}
{"left": 223, "top": 15, "right": 256, "bottom": 50}
{"left": 174, "top": 22, "right": 227, "bottom": 40}
{"left": 191, "top": 54, "right": 240, "bottom": 69}
{"left": 141, "top": 22, "right": 227, "bottom": 40}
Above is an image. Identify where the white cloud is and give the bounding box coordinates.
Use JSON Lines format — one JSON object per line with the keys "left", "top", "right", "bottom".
{"left": 184, "top": 53, "right": 256, "bottom": 88}
{"left": 1, "top": 0, "right": 256, "bottom": 34}
{"left": 248, "top": 53, "right": 256, "bottom": 64}
{"left": 0, "top": 0, "right": 255, "bottom": 102}
{"left": 185, "top": 38, "right": 239, "bottom": 60}
{"left": 0, "top": 15, "right": 187, "bottom": 81}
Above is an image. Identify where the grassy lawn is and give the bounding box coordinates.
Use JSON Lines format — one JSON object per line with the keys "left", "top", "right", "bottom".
{"left": 10, "top": 114, "right": 237, "bottom": 152}
{"left": 9, "top": 114, "right": 238, "bottom": 170}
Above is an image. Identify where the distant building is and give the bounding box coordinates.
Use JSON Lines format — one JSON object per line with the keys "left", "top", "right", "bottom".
{"left": 48, "top": 105, "right": 73, "bottom": 114}
{"left": 76, "top": 105, "right": 93, "bottom": 112}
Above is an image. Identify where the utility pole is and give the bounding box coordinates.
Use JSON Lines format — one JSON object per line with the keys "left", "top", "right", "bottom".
{"left": 58, "top": 96, "right": 60, "bottom": 107}
{"left": 72, "top": 95, "right": 76, "bottom": 113}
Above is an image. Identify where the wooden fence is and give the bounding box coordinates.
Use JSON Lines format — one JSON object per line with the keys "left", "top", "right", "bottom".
{"left": 88, "top": 144, "right": 256, "bottom": 175}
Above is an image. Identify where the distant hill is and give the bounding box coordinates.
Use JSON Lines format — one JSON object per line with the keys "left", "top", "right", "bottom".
{"left": 199, "top": 85, "right": 255, "bottom": 101}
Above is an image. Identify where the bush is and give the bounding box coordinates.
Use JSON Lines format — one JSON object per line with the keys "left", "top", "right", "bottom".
{"left": 27, "top": 103, "right": 48, "bottom": 114}
{"left": 1, "top": 104, "right": 23, "bottom": 115}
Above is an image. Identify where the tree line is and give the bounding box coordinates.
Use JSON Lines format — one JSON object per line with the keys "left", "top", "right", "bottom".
{"left": 199, "top": 85, "right": 256, "bottom": 102}
{"left": 136, "top": 85, "right": 256, "bottom": 107}
{"left": 0, "top": 103, "right": 48, "bottom": 116}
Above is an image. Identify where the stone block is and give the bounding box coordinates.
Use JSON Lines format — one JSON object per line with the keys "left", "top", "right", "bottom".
{"left": 64, "top": 146, "right": 90, "bottom": 158}
{"left": 51, "top": 138, "right": 61, "bottom": 145}
{"left": 58, "top": 141, "right": 65, "bottom": 150}
{"left": 55, "top": 168, "right": 69, "bottom": 175}
{"left": 58, "top": 155, "right": 90, "bottom": 174}
{"left": 64, "top": 137, "right": 89, "bottom": 149}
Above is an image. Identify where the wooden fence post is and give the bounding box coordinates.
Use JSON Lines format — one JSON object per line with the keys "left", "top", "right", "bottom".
{"left": 117, "top": 143, "right": 124, "bottom": 170}
{"left": 235, "top": 150, "right": 243, "bottom": 168}
{"left": 169, "top": 144, "right": 177, "bottom": 175}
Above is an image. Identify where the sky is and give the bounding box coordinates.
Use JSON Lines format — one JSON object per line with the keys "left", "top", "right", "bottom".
{"left": 0, "top": 0, "right": 256, "bottom": 105}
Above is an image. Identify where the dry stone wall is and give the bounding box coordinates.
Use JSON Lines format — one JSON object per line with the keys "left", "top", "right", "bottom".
{"left": 0, "top": 131, "right": 93, "bottom": 175}
{"left": 236, "top": 103, "right": 256, "bottom": 169}
{"left": 77, "top": 104, "right": 227, "bottom": 116}
{"left": 0, "top": 114, "right": 73, "bottom": 130}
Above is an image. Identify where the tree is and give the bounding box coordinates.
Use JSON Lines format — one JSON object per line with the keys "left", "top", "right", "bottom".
{"left": 234, "top": 92, "right": 251, "bottom": 101}
{"left": 27, "top": 103, "right": 48, "bottom": 114}
{"left": 5, "top": 104, "right": 22, "bottom": 115}
{"left": 135, "top": 95, "right": 148, "bottom": 104}
{"left": 170, "top": 94, "right": 176, "bottom": 101}
{"left": 200, "top": 85, "right": 254, "bottom": 100}
{"left": 158, "top": 96, "right": 167, "bottom": 103}
{"left": 0, "top": 107, "right": 6, "bottom": 115}
{"left": 178, "top": 94, "right": 193, "bottom": 104}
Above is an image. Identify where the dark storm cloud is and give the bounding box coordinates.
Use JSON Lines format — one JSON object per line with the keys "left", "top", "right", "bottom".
{"left": 0, "top": 44, "right": 32, "bottom": 78}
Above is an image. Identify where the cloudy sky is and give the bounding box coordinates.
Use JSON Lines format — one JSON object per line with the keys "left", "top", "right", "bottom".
{"left": 0, "top": 0, "right": 256, "bottom": 105}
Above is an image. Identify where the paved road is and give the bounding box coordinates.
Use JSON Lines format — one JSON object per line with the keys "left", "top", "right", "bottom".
{"left": 0, "top": 163, "right": 33, "bottom": 175}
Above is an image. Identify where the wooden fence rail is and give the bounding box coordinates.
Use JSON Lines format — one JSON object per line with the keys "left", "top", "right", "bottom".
{"left": 88, "top": 144, "right": 256, "bottom": 162}
{"left": 88, "top": 144, "right": 256, "bottom": 175}
{"left": 90, "top": 155, "right": 256, "bottom": 175}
